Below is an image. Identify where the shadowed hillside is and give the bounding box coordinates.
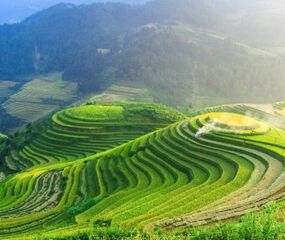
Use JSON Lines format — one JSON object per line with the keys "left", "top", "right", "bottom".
{"left": 1, "top": 0, "right": 285, "bottom": 133}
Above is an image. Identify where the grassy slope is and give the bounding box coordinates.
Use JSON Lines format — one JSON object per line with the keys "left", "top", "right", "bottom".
{"left": 1, "top": 103, "right": 285, "bottom": 239}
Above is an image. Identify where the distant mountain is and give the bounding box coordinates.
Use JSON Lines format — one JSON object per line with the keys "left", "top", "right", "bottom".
{"left": 0, "top": 0, "right": 148, "bottom": 24}
{"left": 0, "top": 0, "right": 221, "bottom": 80}
{"left": 0, "top": 0, "right": 285, "bottom": 114}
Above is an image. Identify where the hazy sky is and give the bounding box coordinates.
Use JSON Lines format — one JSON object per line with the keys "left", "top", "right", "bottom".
{"left": 0, "top": 0, "right": 147, "bottom": 24}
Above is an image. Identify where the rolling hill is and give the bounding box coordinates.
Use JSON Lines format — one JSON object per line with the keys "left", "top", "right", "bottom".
{"left": 1, "top": 0, "right": 285, "bottom": 133}
{"left": 1, "top": 102, "right": 285, "bottom": 239}
{"left": 1, "top": 103, "right": 185, "bottom": 173}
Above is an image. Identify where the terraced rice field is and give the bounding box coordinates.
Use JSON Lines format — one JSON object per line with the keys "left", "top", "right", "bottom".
{"left": 2, "top": 73, "right": 77, "bottom": 123}
{"left": 4, "top": 104, "right": 185, "bottom": 172}
{"left": 90, "top": 82, "right": 152, "bottom": 103}
{"left": 1, "top": 103, "right": 285, "bottom": 239}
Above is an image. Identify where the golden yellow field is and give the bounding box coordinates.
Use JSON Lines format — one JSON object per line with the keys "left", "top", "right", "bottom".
{"left": 198, "top": 112, "right": 269, "bottom": 135}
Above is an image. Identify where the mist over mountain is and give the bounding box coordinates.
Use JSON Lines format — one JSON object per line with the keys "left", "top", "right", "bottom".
{"left": 210, "top": 0, "right": 285, "bottom": 46}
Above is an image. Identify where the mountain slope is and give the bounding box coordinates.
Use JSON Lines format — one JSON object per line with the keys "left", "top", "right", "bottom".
{"left": 1, "top": 103, "right": 285, "bottom": 238}
{"left": 1, "top": 1, "right": 284, "bottom": 109}
{"left": 0, "top": 0, "right": 220, "bottom": 79}
{"left": 1, "top": 0, "right": 285, "bottom": 132}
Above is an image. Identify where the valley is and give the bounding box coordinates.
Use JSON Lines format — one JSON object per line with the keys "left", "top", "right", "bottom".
{"left": 1, "top": 0, "right": 285, "bottom": 239}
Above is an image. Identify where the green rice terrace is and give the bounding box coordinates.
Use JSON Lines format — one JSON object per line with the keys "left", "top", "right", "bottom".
{"left": 2, "top": 102, "right": 285, "bottom": 239}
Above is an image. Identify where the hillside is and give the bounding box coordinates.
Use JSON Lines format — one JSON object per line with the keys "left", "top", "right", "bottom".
{"left": 0, "top": 103, "right": 185, "bottom": 173}
{"left": 1, "top": 103, "right": 285, "bottom": 238}
{"left": 0, "top": 73, "right": 79, "bottom": 133}
{"left": 0, "top": 0, "right": 220, "bottom": 80}
{"left": 0, "top": 0, "right": 221, "bottom": 133}
{"left": 1, "top": 0, "right": 285, "bottom": 133}
{"left": 111, "top": 24, "right": 282, "bottom": 109}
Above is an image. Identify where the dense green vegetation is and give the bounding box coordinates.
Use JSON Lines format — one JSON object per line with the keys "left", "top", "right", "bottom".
{"left": 0, "top": 102, "right": 285, "bottom": 239}
{"left": 0, "top": 0, "right": 285, "bottom": 116}
{"left": 0, "top": 107, "right": 22, "bottom": 133}
{"left": 32, "top": 204, "right": 285, "bottom": 239}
